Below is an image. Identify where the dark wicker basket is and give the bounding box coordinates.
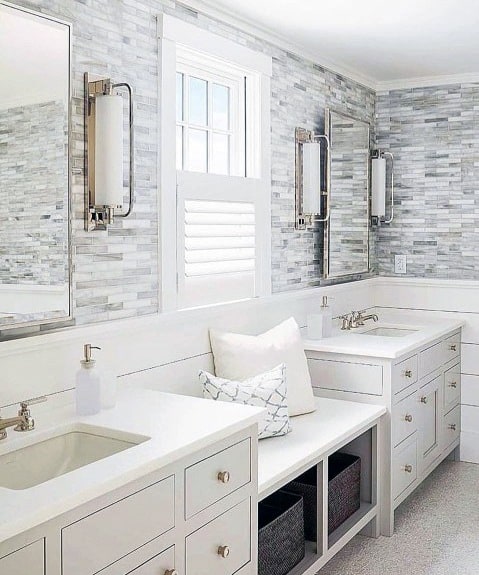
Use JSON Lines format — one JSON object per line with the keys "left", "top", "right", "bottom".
{"left": 258, "top": 490, "right": 305, "bottom": 575}
{"left": 286, "top": 453, "right": 361, "bottom": 538}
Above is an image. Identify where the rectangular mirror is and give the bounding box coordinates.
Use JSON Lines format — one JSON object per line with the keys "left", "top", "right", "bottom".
{"left": 324, "top": 108, "right": 370, "bottom": 279}
{"left": 0, "top": 2, "right": 71, "bottom": 332}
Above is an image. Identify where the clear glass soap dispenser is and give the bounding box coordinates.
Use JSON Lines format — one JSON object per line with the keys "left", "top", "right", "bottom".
{"left": 75, "top": 344, "right": 102, "bottom": 416}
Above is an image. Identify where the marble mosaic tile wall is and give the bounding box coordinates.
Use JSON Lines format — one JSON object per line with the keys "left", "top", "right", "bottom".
{"left": 0, "top": 100, "right": 68, "bottom": 286}
{"left": 12, "top": 0, "right": 375, "bottom": 327}
{"left": 376, "top": 83, "right": 479, "bottom": 278}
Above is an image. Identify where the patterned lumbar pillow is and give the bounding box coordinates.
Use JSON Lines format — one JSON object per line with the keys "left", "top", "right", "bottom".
{"left": 199, "top": 364, "right": 291, "bottom": 439}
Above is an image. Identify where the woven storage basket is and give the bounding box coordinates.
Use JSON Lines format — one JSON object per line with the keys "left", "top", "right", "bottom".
{"left": 286, "top": 453, "right": 361, "bottom": 538}
{"left": 258, "top": 490, "right": 305, "bottom": 575}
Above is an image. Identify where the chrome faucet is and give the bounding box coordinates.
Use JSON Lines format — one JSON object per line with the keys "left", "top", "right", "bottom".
{"left": 0, "top": 396, "right": 47, "bottom": 440}
{"left": 340, "top": 310, "right": 379, "bottom": 330}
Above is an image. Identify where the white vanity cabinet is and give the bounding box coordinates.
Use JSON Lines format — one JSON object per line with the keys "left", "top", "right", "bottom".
{"left": 0, "top": 427, "right": 257, "bottom": 575}
{"left": 306, "top": 328, "right": 462, "bottom": 536}
{"left": 0, "top": 539, "right": 44, "bottom": 575}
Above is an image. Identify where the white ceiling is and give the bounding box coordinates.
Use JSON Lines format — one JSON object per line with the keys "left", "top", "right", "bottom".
{"left": 195, "top": 0, "right": 479, "bottom": 88}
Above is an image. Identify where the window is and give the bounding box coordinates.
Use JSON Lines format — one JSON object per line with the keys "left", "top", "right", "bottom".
{"left": 175, "top": 50, "right": 246, "bottom": 177}
{"left": 159, "top": 15, "right": 272, "bottom": 310}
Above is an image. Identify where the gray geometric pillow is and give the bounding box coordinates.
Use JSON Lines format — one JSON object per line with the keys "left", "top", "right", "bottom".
{"left": 199, "top": 364, "right": 291, "bottom": 439}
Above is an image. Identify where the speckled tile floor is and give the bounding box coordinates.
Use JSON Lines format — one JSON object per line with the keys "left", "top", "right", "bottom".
{"left": 319, "top": 460, "right": 479, "bottom": 575}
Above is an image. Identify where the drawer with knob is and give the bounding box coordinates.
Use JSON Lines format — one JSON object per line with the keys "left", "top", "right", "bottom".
{"left": 186, "top": 498, "right": 251, "bottom": 575}
{"left": 444, "top": 405, "right": 461, "bottom": 448}
{"left": 127, "top": 546, "right": 176, "bottom": 575}
{"left": 443, "top": 333, "right": 461, "bottom": 364}
{"left": 62, "top": 476, "right": 175, "bottom": 575}
{"left": 185, "top": 438, "right": 251, "bottom": 519}
{"left": 444, "top": 363, "right": 461, "bottom": 412}
{"left": 392, "top": 354, "right": 418, "bottom": 395}
{"left": 393, "top": 436, "right": 417, "bottom": 500}
{"left": 393, "top": 391, "right": 418, "bottom": 447}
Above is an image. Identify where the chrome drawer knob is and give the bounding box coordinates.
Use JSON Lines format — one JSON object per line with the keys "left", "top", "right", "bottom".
{"left": 217, "top": 471, "right": 230, "bottom": 484}
{"left": 218, "top": 545, "right": 230, "bottom": 558}
{"left": 404, "top": 414, "right": 413, "bottom": 423}
{"left": 164, "top": 570, "right": 178, "bottom": 575}
{"left": 420, "top": 396, "right": 428, "bottom": 404}
{"left": 448, "top": 381, "right": 457, "bottom": 389}
{"left": 404, "top": 464, "right": 413, "bottom": 473}
{"left": 448, "top": 424, "right": 457, "bottom": 431}
{"left": 404, "top": 370, "right": 413, "bottom": 378}
{"left": 449, "top": 344, "right": 457, "bottom": 352}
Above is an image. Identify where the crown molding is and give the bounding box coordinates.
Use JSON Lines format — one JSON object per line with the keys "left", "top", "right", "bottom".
{"left": 176, "top": 0, "right": 377, "bottom": 91}
{"left": 178, "top": 0, "right": 479, "bottom": 94}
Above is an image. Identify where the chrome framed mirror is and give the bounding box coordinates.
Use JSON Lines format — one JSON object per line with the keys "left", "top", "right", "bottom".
{"left": 323, "top": 108, "right": 371, "bottom": 279}
{"left": 0, "top": 2, "right": 72, "bottom": 334}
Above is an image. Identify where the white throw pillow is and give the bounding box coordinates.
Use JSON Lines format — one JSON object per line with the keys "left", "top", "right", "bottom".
{"left": 199, "top": 364, "right": 291, "bottom": 439}
{"left": 209, "top": 317, "right": 316, "bottom": 416}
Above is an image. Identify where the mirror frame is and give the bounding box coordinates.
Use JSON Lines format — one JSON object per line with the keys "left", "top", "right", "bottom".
{"left": 0, "top": 1, "right": 73, "bottom": 334}
{"left": 323, "top": 107, "right": 371, "bottom": 280}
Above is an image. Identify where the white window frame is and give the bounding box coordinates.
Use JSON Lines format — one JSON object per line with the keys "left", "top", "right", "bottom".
{"left": 158, "top": 14, "right": 272, "bottom": 311}
{"left": 176, "top": 47, "right": 246, "bottom": 176}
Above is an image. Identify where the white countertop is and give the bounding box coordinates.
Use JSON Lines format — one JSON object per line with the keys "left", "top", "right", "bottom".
{"left": 0, "top": 389, "right": 263, "bottom": 545}
{"left": 303, "top": 310, "right": 464, "bottom": 359}
{"left": 258, "top": 397, "right": 386, "bottom": 498}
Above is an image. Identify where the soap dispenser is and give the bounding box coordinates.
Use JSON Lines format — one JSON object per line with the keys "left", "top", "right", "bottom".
{"left": 76, "top": 344, "right": 102, "bottom": 416}
{"left": 307, "top": 295, "right": 333, "bottom": 339}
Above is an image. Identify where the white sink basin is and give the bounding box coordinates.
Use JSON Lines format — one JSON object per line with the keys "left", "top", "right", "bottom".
{"left": 362, "top": 326, "right": 418, "bottom": 337}
{"left": 0, "top": 425, "right": 149, "bottom": 490}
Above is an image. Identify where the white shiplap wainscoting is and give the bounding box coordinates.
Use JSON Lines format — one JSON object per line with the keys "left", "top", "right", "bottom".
{"left": 0, "top": 280, "right": 374, "bottom": 415}
{"left": 371, "top": 277, "right": 479, "bottom": 464}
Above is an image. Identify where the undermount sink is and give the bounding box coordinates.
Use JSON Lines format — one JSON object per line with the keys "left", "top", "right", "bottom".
{"left": 362, "top": 326, "right": 418, "bottom": 337}
{"left": 0, "top": 425, "right": 149, "bottom": 490}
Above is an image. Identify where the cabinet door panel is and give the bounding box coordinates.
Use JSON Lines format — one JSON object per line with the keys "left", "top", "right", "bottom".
{"left": 417, "top": 375, "right": 442, "bottom": 472}
{"left": 0, "top": 540, "right": 44, "bottom": 575}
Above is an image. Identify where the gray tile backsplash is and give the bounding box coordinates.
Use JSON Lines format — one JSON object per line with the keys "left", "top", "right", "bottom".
{"left": 376, "top": 83, "right": 479, "bottom": 278}
{"left": 9, "top": 0, "right": 375, "bottom": 327}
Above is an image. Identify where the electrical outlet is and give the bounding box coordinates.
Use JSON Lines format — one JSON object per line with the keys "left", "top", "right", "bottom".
{"left": 395, "top": 254, "right": 407, "bottom": 274}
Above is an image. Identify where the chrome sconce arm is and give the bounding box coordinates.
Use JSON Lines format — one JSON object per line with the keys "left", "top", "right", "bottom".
{"left": 371, "top": 149, "right": 394, "bottom": 225}
{"left": 84, "top": 73, "right": 135, "bottom": 231}
{"left": 295, "top": 127, "right": 331, "bottom": 230}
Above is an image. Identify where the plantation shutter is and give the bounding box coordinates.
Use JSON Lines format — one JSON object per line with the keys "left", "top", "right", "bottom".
{"left": 176, "top": 171, "right": 263, "bottom": 308}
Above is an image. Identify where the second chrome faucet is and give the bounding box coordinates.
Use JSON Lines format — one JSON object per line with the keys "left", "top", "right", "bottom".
{"left": 340, "top": 310, "right": 379, "bottom": 330}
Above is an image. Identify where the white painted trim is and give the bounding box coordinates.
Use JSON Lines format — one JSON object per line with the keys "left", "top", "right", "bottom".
{"left": 376, "top": 72, "right": 479, "bottom": 92}
{"left": 371, "top": 277, "right": 479, "bottom": 290}
{"left": 158, "top": 33, "right": 179, "bottom": 312}
{"left": 158, "top": 13, "right": 272, "bottom": 77}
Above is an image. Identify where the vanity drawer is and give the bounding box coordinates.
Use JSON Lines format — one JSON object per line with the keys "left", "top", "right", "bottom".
{"left": 128, "top": 545, "right": 175, "bottom": 575}
{"left": 308, "top": 358, "right": 383, "bottom": 396}
{"left": 419, "top": 341, "right": 442, "bottom": 379}
{"left": 393, "top": 391, "right": 418, "bottom": 447}
{"left": 185, "top": 438, "right": 251, "bottom": 519}
{"left": 443, "top": 405, "right": 461, "bottom": 448}
{"left": 186, "top": 498, "right": 251, "bottom": 575}
{"left": 443, "top": 333, "right": 461, "bottom": 364}
{"left": 392, "top": 355, "right": 418, "bottom": 395}
{"left": 0, "top": 540, "right": 44, "bottom": 575}
{"left": 393, "top": 436, "right": 417, "bottom": 500}
{"left": 444, "top": 364, "right": 461, "bottom": 412}
{"left": 62, "top": 475, "right": 175, "bottom": 575}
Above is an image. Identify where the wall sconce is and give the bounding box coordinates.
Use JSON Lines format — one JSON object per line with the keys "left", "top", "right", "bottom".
{"left": 84, "top": 73, "right": 134, "bottom": 231}
{"left": 295, "top": 127, "right": 330, "bottom": 230}
{"left": 371, "top": 149, "right": 394, "bottom": 224}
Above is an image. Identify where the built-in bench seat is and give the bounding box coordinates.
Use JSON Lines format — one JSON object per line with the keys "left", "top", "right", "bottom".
{"left": 257, "top": 396, "right": 386, "bottom": 575}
